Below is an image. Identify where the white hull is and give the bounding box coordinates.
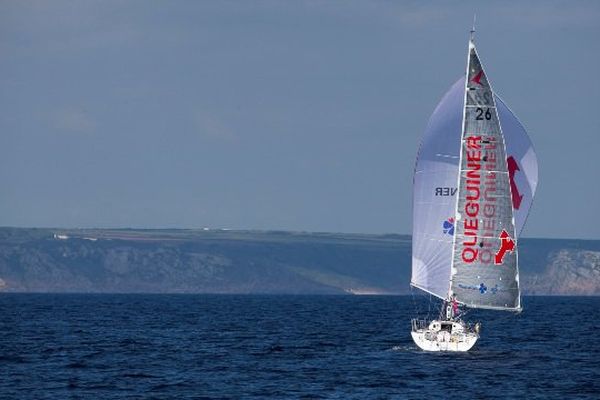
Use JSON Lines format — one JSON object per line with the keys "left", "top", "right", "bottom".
{"left": 411, "top": 319, "right": 479, "bottom": 352}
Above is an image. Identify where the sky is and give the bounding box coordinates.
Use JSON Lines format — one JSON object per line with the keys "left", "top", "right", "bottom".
{"left": 0, "top": 1, "right": 598, "bottom": 239}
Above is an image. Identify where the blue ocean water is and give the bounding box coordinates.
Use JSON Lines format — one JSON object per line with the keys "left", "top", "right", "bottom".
{"left": 0, "top": 294, "right": 598, "bottom": 399}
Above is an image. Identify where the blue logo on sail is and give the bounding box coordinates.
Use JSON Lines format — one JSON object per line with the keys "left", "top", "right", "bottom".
{"left": 458, "top": 283, "right": 501, "bottom": 295}
{"left": 443, "top": 217, "right": 455, "bottom": 235}
{"left": 479, "top": 283, "right": 487, "bottom": 294}
{"left": 478, "top": 283, "right": 499, "bottom": 295}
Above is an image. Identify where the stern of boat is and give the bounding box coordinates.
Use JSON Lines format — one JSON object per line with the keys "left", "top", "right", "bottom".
{"left": 411, "top": 318, "right": 479, "bottom": 352}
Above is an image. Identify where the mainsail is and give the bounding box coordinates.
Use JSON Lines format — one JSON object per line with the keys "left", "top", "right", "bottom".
{"left": 411, "top": 39, "right": 538, "bottom": 310}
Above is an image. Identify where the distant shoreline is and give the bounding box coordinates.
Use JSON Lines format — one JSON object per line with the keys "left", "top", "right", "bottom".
{"left": 0, "top": 227, "right": 599, "bottom": 296}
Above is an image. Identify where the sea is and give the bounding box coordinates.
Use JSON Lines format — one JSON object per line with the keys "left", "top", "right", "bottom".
{"left": 0, "top": 294, "right": 598, "bottom": 399}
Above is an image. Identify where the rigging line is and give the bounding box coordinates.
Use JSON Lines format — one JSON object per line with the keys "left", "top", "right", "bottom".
{"left": 427, "top": 293, "right": 432, "bottom": 320}
{"left": 410, "top": 285, "right": 417, "bottom": 315}
{"left": 411, "top": 285, "right": 424, "bottom": 318}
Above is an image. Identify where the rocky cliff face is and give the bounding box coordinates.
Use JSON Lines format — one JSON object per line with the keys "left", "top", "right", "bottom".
{"left": 0, "top": 228, "right": 598, "bottom": 295}
{"left": 0, "top": 229, "right": 409, "bottom": 294}
{"left": 523, "top": 249, "right": 600, "bottom": 295}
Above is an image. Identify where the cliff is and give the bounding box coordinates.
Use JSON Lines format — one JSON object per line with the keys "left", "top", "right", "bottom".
{"left": 0, "top": 228, "right": 598, "bottom": 295}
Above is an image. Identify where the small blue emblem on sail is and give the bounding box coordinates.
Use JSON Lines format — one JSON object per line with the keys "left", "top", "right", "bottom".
{"left": 443, "top": 217, "right": 455, "bottom": 235}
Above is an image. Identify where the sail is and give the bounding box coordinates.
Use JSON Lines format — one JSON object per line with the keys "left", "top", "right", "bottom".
{"left": 496, "top": 97, "right": 538, "bottom": 234}
{"left": 411, "top": 40, "right": 537, "bottom": 307}
{"left": 411, "top": 79, "right": 463, "bottom": 299}
{"left": 450, "top": 41, "right": 520, "bottom": 310}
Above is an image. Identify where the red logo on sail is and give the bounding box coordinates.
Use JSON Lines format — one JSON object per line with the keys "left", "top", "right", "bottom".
{"left": 470, "top": 70, "right": 484, "bottom": 86}
{"left": 507, "top": 156, "right": 523, "bottom": 210}
{"left": 495, "top": 230, "right": 515, "bottom": 265}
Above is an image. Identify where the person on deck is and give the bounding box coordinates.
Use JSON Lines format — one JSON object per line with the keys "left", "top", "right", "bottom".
{"left": 451, "top": 296, "right": 459, "bottom": 319}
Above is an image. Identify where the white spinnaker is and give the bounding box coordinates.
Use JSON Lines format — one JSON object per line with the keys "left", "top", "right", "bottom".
{"left": 411, "top": 74, "right": 537, "bottom": 301}
{"left": 411, "top": 79, "right": 463, "bottom": 300}
{"left": 496, "top": 96, "right": 538, "bottom": 234}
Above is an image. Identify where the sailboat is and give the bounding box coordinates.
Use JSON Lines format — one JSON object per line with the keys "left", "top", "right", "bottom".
{"left": 410, "top": 29, "right": 538, "bottom": 351}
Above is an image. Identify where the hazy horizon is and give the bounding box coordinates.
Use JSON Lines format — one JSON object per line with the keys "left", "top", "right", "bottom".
{"left": 2, "top": 225, "right": 599, "bottom": 242}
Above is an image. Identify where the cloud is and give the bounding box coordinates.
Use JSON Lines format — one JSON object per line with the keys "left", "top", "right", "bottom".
{"left": 50, "top": 107, "right": 96, "bottom": 134}
{"left": 493, "top": 2, "right": 600, "bottom": 28}
{"left": 303, "top": 0, "right": 599, "bottom": 30}
{"left": 0, "top": 0, "right": 142, "bottom": 56}
{"left": 192, "top": 111, "right": 237, "bottom": 142}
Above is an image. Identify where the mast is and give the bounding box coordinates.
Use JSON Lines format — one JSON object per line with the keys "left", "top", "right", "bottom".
{"left": 448, "top": 32, "right": 474, "bottom": 303}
